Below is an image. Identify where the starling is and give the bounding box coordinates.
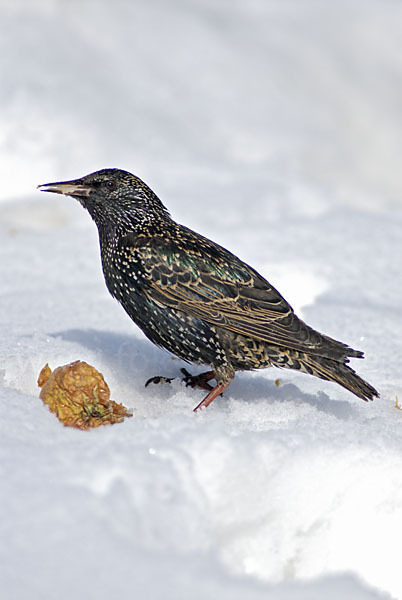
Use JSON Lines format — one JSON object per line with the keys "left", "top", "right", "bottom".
{"left": 38, "top": 169, "right": 379, "bottom": 411}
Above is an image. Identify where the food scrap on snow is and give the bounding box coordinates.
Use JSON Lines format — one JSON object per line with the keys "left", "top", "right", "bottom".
{"left": 38, "top": 360, "right": 132, "bottom": 429}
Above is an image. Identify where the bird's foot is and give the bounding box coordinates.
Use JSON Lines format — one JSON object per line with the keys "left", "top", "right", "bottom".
{"left": 145, "top": 375, "right": 175, "bottom": 387}
{"left": 181, "top": 368, "right": 232, "bottom": 411}
{"left": 180, "top": 368, "right": 215, "bottom": 392}
{"left": 145, "top": 368, "right": 229, "bottom": 412}
{"left": 144, "top": 369, "right": 214, "bottom": 390}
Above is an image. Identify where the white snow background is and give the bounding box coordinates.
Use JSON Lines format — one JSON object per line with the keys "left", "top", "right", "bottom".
{"left": 1, "top": 1, "right": 401, "bottom": 599}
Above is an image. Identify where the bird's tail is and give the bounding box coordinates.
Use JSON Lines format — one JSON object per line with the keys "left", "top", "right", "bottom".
{"left": 297, "top": 353, "right": 379, "bottom": 401}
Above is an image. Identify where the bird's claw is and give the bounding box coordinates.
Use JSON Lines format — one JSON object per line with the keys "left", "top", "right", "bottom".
{"left": 145, "top": 375, "right": 175, "bottom": 387}
{"left": 180, "top": 368, "right": 215, "bottom": 392}
{"left": 144, "top": 368, "right": 216, "bottom": 393}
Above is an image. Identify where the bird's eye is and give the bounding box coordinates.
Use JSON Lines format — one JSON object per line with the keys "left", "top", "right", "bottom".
{"left": 106, "top": 180, "right": 117, "bottom": 191}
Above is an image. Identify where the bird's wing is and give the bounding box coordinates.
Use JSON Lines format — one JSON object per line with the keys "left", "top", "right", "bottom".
{"left": 121, "top": 230, "right": 355, "bottom": 359}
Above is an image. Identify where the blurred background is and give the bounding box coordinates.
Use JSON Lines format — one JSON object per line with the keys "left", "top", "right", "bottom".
{"left": 1, "top": 0, "right": 401, "bottom": 222}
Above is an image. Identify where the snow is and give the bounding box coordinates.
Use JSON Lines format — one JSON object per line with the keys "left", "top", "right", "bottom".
{"left": 1, "top": 1, "right": 401, "bottom": 599}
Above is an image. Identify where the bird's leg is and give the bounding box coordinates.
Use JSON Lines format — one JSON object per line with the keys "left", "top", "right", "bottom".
{"left": 180, "top": 368, "right": 215, "bottom": 391}
{"left": 146, "top": 368, "right": 231, "bottom": 411}
{"left": 193, "top": 381, "right": 231, "bottom": 412}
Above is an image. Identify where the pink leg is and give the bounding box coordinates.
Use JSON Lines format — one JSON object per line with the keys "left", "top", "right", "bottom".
{"left": 193, "top": 381, "right": 231, "bottom": 412}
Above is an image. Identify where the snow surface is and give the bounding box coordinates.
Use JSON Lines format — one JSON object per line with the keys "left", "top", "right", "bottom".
{"left": 1, "top": 1, "right": 402, "bottom": 599}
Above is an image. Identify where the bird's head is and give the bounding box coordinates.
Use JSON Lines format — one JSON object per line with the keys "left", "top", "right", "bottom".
{"left": 38, "top": 168, "right": 170, "bottom": 232}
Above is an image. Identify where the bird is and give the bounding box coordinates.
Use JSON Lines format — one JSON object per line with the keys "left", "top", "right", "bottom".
{"left": 38, "top": 168, "right": 379, "bottom": 411}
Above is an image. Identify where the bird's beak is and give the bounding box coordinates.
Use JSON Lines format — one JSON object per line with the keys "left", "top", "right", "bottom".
{"left": 37, "top": 179, "right": 92, "bottom": 198}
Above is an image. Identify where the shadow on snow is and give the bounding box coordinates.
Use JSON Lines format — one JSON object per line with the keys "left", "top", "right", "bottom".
{"left": 52, "top": 328, "right": 357, "bottom": 419}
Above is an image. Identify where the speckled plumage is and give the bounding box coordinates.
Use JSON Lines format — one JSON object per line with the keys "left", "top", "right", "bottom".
{"left": 38, "top": 168, "right": 379, "bottom": 410}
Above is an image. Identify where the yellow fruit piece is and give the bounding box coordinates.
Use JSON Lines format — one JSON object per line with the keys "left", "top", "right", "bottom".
{"left": 37, "top": 360, "right": 132, "bottom": 429}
